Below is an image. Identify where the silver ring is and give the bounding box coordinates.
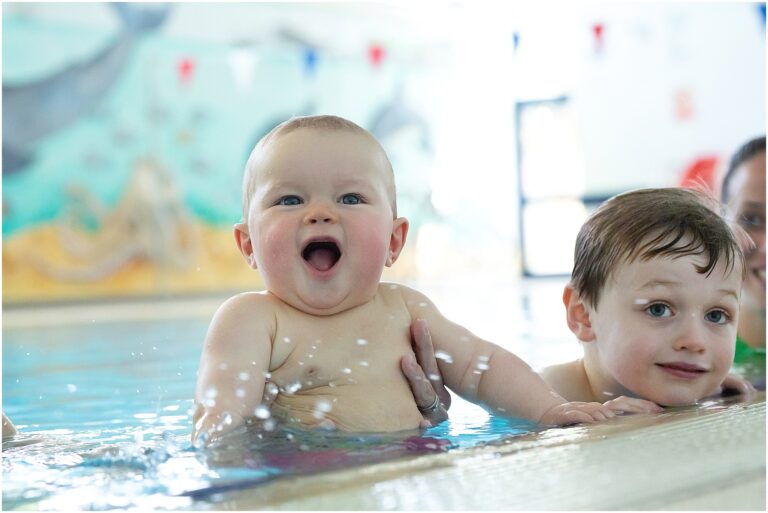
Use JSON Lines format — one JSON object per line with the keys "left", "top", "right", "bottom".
{"left": 418, "top": 393, "right": 441, "bottom": 414}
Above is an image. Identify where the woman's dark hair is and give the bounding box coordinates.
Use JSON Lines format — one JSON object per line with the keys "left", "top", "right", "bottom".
{"left": 721, "top": 136, "right": 766, "bottom": 203}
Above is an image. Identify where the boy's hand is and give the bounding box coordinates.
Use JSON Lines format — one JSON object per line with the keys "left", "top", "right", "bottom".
{"left": 602, "top": 396, "right": 664, "bottom": 414}
{"left": 720, "top": 373, "right": 757, "bottom": 397}
{"left": 538, "top": 401, "right": 616, "bottom": 426}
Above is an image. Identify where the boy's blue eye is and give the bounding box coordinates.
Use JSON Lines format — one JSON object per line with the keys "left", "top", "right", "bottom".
{"left": 277, "top": 195, "right": 302, "bottom": 206}
{"left": 646, "top": 303, "right": 672, "bottom": 318}
{"left": 340, "top": 194, "right": 362, "bottom": 205}
{"left": 705, "top": 310, "right": 729, "bottom": 325}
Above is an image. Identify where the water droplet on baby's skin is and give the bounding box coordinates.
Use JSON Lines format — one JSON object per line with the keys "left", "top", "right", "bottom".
{"left": 313, "top": 399, "right": 332, "bottom": 418}
{"left": 283, "top": 337, "right": 291, "bottom": 343}
{"left": 298, "top": 361, "right": 304, "bottom": 366}
{"left": 254, "top": 405, "right": 271, "bottom": 419}
{"left": 435, "top": 350, "right": 453, "bottom": 363}
{"left": 359, "top": 360, "right": 369, "bottom": 367}
{"left": 236, "top": 388, "right": 246, "bottom": 398}
{"left": 218, "top": 363, "right": 229, "bottom": 371}
{"left": 239, "top": 372, "right": 250, "bottom": 381}
{"left": 285, "top": 382, "right": 302, "bottom": 394}
{"left": 265, "top": 382, "right": 279, "bottom": 397}
{"left": 356, "top": 338, "right": 368, "bottom": 346}
{"left": 342, "top": 368, "right": 352, "bottom": 374}
{"left": 264, "top": 372, "right": 272, "bottom": 379}
{"left": 418, "top": 302, "right": 428, "bottom": 307}
{"left": 428, "top": 373, "right": 440, "bottom": 381}
{"left": 223, "top": 413, "right": 233, "bottom": 425}
{"left": 476, "top": 362, "right": 490, "bottom": 371}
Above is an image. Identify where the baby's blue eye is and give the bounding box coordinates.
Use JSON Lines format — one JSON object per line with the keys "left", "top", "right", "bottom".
{"left": 705, "top": 310, "right": 729, "bottom": 325}
{"left": 277, "top": 195, "right": 302, "bottom": 206}
{"left": 340, "top": 194, "right": 362, "bottom": 205}
{"left": 646, "top": 303, "right": 672, "bottom": 318}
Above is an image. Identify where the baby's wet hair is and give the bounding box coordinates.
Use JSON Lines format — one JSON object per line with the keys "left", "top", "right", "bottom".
{"left": 571, "top": 187, "right": 745, "bottom": 309}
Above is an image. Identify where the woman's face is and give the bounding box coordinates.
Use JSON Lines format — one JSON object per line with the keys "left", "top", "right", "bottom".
{"left": 726, "top": 152, "right": 766, "bottom": 314}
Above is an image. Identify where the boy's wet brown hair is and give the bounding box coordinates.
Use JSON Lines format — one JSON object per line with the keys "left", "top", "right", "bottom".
{"left": 571, "top": 187, "right": 745, "bottom": 309}
{"left": 241, "top": 115, "right": 397, "bottom": 220}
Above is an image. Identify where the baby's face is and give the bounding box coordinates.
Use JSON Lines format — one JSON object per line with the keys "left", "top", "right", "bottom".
{"left": 244, "top": 128, "right": 403, "bottom": 315}
{"left": 587, "top": 253, "right": 742, "bottom": 406}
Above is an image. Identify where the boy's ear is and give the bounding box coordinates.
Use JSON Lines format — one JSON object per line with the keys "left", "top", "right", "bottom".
{"left": 234, "top": 222, "right": 258, "bottom": 270}
{"left": 385, "top": 217, "right": 409, "bottom": 267}
{"left": 563, "top": 284, "right": 596, "bottom": 342}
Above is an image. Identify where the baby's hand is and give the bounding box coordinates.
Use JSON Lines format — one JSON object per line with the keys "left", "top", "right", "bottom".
{"left": 539, "top": 401, "right": 616, "bottom": 426}
{"left": 602, "top": 396, "right": 664, "bottom": 414}
{"left": 720, "top": 373, "right": 756, "bottom": 397}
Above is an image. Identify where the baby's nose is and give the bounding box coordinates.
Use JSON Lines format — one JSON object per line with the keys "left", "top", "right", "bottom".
{"left": 304, "top": 204, "right": 338, "bottom": 224}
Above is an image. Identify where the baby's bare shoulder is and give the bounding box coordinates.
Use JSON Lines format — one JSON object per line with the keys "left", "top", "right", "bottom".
{"left": 208, "top": 292, "right": 279, "bottom": 342}
{"left": 378, "top": 282, "right": 429, "bottom": 303}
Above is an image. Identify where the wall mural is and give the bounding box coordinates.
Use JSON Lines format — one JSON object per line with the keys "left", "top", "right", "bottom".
{"left": 2, "top": 4, "right": 442, "bottom": 303}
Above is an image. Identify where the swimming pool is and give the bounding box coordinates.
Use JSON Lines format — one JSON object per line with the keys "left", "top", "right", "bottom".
{"left": 2, "top": 296, "right": 541, "bottom": 510}
{"left": 3, "top": 278, "right": 765, "bottom": 510}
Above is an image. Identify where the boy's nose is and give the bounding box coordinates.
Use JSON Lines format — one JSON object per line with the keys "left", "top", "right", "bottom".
{"left": 672, "top": 318, "right": 707, "bottom": 352}
{"left": 303, "top": 204, "right": 338, "bottom": 225}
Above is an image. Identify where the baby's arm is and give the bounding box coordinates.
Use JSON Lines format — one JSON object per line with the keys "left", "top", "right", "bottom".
{"left": 192, "top": 293, "right": 274, "bottom": 444}
{"left": 401, "top": 287, "right": 613, "bottom": 425}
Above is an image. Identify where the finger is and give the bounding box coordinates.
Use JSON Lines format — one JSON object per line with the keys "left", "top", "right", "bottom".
{"left": 400, "top": 354, "right": 450, "bottom": 426}
{"left": 411, "top": 319, "right": 451, "bottom": 407}
{"left": 564, "top": 410, "right": 594, "bottom": 425}
{"left": 400, "top": 353, "right": 438, "bottom": 409}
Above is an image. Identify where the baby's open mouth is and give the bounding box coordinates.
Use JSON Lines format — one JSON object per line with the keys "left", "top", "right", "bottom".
{"left": 302, "top": 240, "right": 341, "bottom": 272}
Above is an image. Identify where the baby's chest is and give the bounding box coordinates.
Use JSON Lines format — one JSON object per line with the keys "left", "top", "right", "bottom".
{"left": 269, "top": 313, "right": 413, "bottom": 390}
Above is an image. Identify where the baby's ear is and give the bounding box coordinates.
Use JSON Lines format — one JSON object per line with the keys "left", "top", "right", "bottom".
{"left": 385, "top": 217, "right": 409, "bottom": 267}
{"left": 563, "top": 284, "right": 596, "bottom": 342}
{"left": 234, "top": 223, "right": 258, "bottom": 270}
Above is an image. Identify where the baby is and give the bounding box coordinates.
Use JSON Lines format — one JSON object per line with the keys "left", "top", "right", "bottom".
{"left": 540, "top": 187, "right": 753, "bottom": 412}
{"left": 192, "top": 115, "right": 613, "bottom": 443}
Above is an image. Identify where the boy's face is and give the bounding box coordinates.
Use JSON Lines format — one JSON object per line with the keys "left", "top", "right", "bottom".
{"left": 238, "top": 128, "right": 407, "bottom": 315}
{"left": 584, "top": 252, "right": 742, "bottom": 406}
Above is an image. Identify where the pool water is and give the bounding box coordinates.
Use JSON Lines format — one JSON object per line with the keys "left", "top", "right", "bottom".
{"left": 2, "top": 317, "right": 537, "bottom": 510}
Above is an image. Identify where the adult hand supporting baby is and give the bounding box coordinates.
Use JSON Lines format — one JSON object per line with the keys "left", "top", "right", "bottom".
{"left": 400, "top": 319, "right": 451, "bottom": 427}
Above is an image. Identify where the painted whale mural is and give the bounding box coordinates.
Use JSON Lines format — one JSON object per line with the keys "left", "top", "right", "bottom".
{"left": 2, "top": 3, "right": 171, "bottom": 174}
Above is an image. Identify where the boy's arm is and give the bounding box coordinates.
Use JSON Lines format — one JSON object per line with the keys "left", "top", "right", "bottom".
{"left": 400, "top": 287, "right": 612, "bottom": 424}
{"left": 192, "top": 293, "right": 274, "bottom": 445}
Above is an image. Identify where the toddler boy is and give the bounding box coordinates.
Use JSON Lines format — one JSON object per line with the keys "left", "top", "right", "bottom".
{"left": 540, "top": 187, "right": 753, "bottom": 412}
